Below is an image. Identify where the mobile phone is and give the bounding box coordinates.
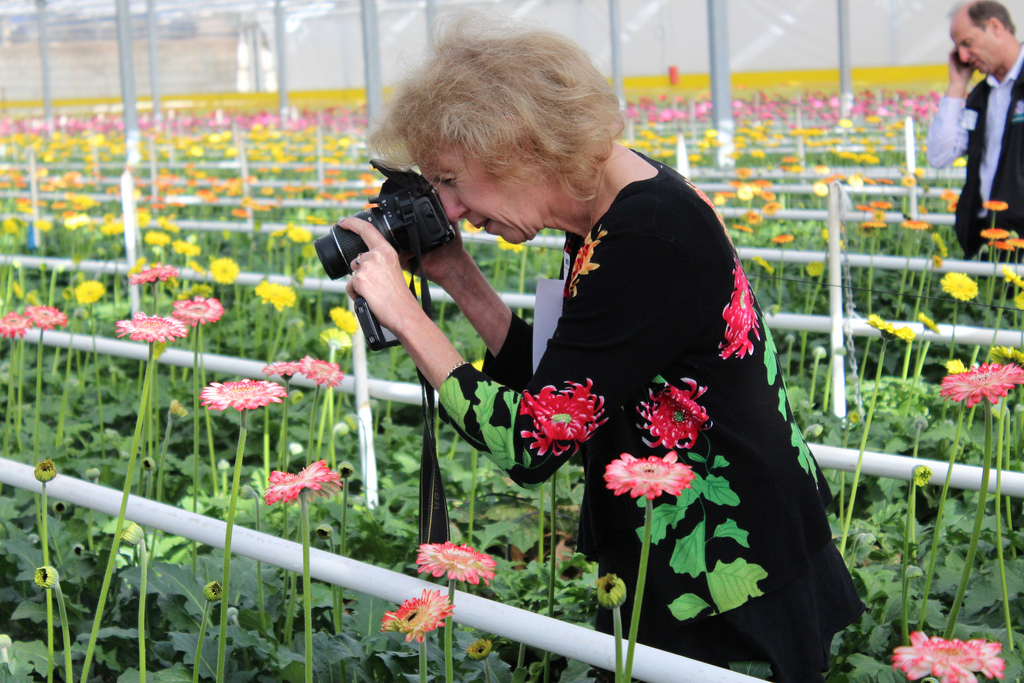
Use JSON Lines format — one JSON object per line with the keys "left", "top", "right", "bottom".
{"left": 354, "top": 297, "right": 400, "bottom": 351}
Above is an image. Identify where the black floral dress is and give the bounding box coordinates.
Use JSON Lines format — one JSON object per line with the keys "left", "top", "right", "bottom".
{"left": 439, "top": 154, "right": 863, "bottom": 678}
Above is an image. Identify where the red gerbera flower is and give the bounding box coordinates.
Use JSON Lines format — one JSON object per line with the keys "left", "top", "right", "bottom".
{"left": 200, "top": 379, "right": 287, "bottom": 412}
{"left": 171, "top": 296, "right": 224, "bottom": 327}
{"left": 298, "top": 355, "right": 345, "bottom": 387}
{"left": 519, "top": 379, "right": 608, "bottom": 457}
{"left": 128, "top": 263, "right": 179, "bottom": 285}
{"left": 262, "top": 360, "right": 303, "bottom": 378}
{"left": 892, "top": 631, "right": 1004, "bottom": 683}
{"left": 115, "top": 313, "right": 189, "bottom": 343}
{"left": 380, "top": 589, "right": 454, "bottom": 643}
{"left": 638, "top": 378, "right": 712, "bottom": 450}
{"left": 0, "top": 312, "right": 33, "bottom": 339}
{"left": 23, "top": 306, "right": 69, "bottom": 331}
{"left": 263, "top": 459, "right": 342, "bottom": 504}
{"left": 720, "top": 257, "right": 762, "bottom": 360}
{"left": 416, "top": 541, "right": 497, "bottom": 586}
{"left": 939, "top": 363, "right": 1024, "bottom": 408}
{"left": 604, "top": 451, "right": 696, "bottom": 500}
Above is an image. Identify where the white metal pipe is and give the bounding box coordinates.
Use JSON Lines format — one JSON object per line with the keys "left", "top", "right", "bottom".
{"left": 811, "top": 444, "right": 1024, "bottom": 496}
{"left": 0, "top": 457, "right": 757, "bottom": 683}
{"left": 120, "top": 169, "right": 142, "bottom": 313}
{"left": 350, "top": 305, "right": 380, "bottom": 508}
{"left": 905, "top": 116, "right": 918, "bottom": 220}
{"left": 827, "top": 182, "right": 847, "bottom": 419}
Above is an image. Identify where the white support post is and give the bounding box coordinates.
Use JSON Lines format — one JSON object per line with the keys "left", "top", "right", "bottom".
{"left": 676, "top": 133, "right": 691, "bottom": 178}
{"left": 149, "top": 134, "right": 159, "bottom": 202}
{"left": 351, "top": 300, "right": 379, "bottom": 509}
{"left": 904, "top": 116, "right": 918, "bottom": 220}
{"left": 827, "top": 182, "right": 847, "bottom": 420}
{"left": 27, "top": 146, "right": 41, "bottom": 250}
{"left": 121, "top": 169, "right": 142, "bottom": 313}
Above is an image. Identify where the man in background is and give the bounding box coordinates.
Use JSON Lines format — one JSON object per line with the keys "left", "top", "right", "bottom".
{"left": 928, "top": 1, "right": 1024, "bottom": 257}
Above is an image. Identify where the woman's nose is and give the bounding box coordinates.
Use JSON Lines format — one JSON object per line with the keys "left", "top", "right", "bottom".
{"left": 435, "top": 186, "right": 467, "bottom": 223}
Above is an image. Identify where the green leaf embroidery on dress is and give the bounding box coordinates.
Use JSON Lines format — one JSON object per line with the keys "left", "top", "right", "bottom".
{"left": 439, "top": 375, "right": 481, "bottom": 447}
{"left": 711, "top": 519, "right": 750, "bottom": 548}
{"left": 762, "top": 318, "right": 779, "bottom": 386}
{"left": 706, "top": 558, "right": 768, "bottom": 613}
{"left": 790, "top": 422, "right": 815, "bottom": 476}
{"left": 668, "top": 592, "right": 712, "bottom": 622}
{"left": 690, "top": 473, "right": 740, "bottom": 507}
{"left": 649, "top": 488, "right": 700, "bottom": 544}
{"left": 457, "top": 381, "right": 520, "bottom": 470}
{"left": 777, "top": 386, "right": 788, "bottom": 418}
{"left": 670, "top": 520, "right": 707, "bottom": 578}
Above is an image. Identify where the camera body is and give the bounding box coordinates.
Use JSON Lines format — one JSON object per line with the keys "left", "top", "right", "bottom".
{"left": 314, "top": 161, "right": 456, "bottom": 350}
{"left": 314, "top": 161, "right": 455, "bottom": 280}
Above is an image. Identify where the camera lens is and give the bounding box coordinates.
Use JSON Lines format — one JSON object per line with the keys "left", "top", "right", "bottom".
{"left": 313, "top": 216, "right": 370, "bottom": 279}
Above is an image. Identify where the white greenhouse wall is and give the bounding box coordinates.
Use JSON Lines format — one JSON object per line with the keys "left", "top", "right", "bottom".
{"left": 3, "top": 0, "right": 1024, "bottom": 101}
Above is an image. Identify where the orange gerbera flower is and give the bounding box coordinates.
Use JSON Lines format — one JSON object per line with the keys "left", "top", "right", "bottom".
{"left": 991, "top": 240, "right": 1016, "bottom": 251}
{"left": 744, "top": 210, "right": 763, "bottom": 225}
{"left": 980, "top": 228, "right": 1011, "bottom": 240}
{"left": 762, "top": 202, "right": 783, "bottom": 216}
{"left": 859, "top": 221, "right": 887, "bottom": 230}
{"left": 869, "top": 200, "right": 893, "bottom": 210}
{"left": 940, "top": 189, "right": 959, "bottom": 202}
{"left": 731, "top": 224, "right": 754, "bottom": 233}
{"left": 771, "top": 234, "right": 795, "bottom": 245}
{"left": 900, "top": 220, "right": 932, "bottom": 231}
{"left": 983, "top": 200, "right": 1009, "bottom": 212}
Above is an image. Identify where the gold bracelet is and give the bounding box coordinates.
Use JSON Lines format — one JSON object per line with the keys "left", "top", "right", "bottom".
{"left": 446, "top": 360, "right": 469, "bottom": 380}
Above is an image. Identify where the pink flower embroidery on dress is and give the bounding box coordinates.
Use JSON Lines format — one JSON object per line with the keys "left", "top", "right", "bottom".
{"left": 519, "top": 379, "right": 608, "bottom": 457}
{"left": 719, "top": 257, "right": 761, "bottom": 360}
{"left": 638, "top": 378, "right": 712, "bottom": 450}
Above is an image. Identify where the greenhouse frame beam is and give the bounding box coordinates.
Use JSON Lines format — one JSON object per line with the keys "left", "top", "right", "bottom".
{"left": 609, "top": 0, "right": 625, "bottom": 106}
{"left": 361, "top": 0, "right": 384, "bottom": 121}
{"left": 274, "top": 0, "right": 289, "bottom": 122}
{"left": 706, "top": 0, "right": 734, "bottom": 167}
{"left": 0, "top": 457, "right": 760, "bottom": 683}
{"left": 837, "top": 0, "right": 853, "bottom": 118}
{"left": 115, "top": 0, "right": 141, "bottom": 166}
{"left": 146, "top": 0, "right": 162, "bottom": 126}
{"left": 35, "top": 0, "right": 53, "bottom": 132}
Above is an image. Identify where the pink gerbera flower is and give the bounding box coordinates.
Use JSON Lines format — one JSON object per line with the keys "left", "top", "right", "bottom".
{"left": 380, "top": 589, "right": 454, "bottom": 643}
{"left": 115, "top": 313, "right": 189, "bottom": 343}
{"left": 0, "top": 311, "right": 33, "bottom": 339}
{"left": 892, "top": 631, "right": 1005, "bottom": 683}
{"left": 263, "top": 459, "right": 342, "bottom": 505}
{"left": 200, "top": 379, "right": 287, "bottom": 412}
{"left": 262, "top": 361, "right": 304, "bottom": 379}
{"left": 23, "top": 306, "right": 69, "bottom": 331}
{"left": 939, "top": 362, "right": 1024, "bottom": 408}
{"left": 128, "top": 263, "right": 179, "bottom": 286}
{"left": 298, "top": 355, "right": 345, "bottom": 387}
{"left": 171, "top": 296, "right": 224, "bottom": 327}
{"left": 604, "top": 451, "right": 696, "bottom": 500}
{"left": 416, "top": 541, "right": 497, "bottom": 586}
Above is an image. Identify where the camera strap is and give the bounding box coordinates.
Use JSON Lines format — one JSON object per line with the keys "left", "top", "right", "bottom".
{"left": 408, "top": 209, "right": 450, "bottom": 545}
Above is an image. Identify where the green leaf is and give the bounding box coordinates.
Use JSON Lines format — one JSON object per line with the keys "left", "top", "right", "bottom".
{"left": 669, "top": 520, "right": 707, "bottom": 578}
{"left": 649, "top": 489, "right": 698, "bottom": 544}
{"left": 711, "top": 518, "right": 750, "bottom": 548}
{"left": 9, "top": 601, "right": 46, "bottom": 624}
{"left": 706, "top": 559, "right": 767, "bottom": 613}
{"left": 710, "top": 454, "right": 729, "bottom": 470}
{"left": 692, "top": 473, "right": 740, "bottom": 507}
{"left": 667, "top": 592, "right": 711, "bottom": 621}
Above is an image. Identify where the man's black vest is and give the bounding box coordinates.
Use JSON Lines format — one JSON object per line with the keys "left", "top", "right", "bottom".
{"left": 955, "top": 76, "right": 1024, "bottom": 257}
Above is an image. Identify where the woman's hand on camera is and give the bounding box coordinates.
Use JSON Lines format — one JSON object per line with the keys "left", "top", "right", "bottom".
{"left": 340, "top": 216, "right": 422, "bottom": 335}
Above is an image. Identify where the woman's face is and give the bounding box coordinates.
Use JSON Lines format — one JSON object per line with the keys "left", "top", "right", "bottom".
{"left": 422, "top": 152, "right": 553, "bottom": 244}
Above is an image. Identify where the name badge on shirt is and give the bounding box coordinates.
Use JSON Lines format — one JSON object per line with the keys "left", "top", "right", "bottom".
{"left": 963, "top": 109, "right": 979, "bottom": 131}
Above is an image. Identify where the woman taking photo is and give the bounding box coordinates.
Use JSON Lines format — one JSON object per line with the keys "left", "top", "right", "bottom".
{"left": 341, "top": 14, "right": 863, "bottom": 681}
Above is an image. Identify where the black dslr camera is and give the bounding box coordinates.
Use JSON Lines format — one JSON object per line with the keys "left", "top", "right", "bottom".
{"left": 314, "top": 161, "right": 456, "bottom": 350}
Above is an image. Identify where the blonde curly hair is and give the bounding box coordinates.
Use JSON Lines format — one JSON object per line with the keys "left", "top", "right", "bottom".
{"left": 367, "top": 13, "right": 624, "bottom": 200}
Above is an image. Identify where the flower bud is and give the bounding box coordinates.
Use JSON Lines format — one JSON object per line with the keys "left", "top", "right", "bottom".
{"left": 595, "top": 574, "right": 627, "bottom": 609}
{"left": 912, "top": 466, "right": 933, "bottom": 488}
{"left": 802, "top": 424, "right": 823, "bottom": 439}
{"left": 466, "top": 638, "right": 493, "bottom": 660}
{"left": 811, "top": 346, "right": 827, "bottom": 360}
{"left": 34, "top": 566, "right": 58, "bottom": 589}
{"left": 227, "top": 607, "right": 239, "bottom": 625}
{"left": 52, "top": 500, "right": 68, "bottom": 515}
{"left": 141, "top": 457, "right": 156, "bottom": 471}
{"left": 239, "top": 485, "right": 258, "bottom": 500}
{"left": 315, "top": 524, "right": 333, "bottom": 540}
{"left": 0, "top": 634, "right": 10, "bottom": 650}
{"left": 217, "top": 459, "right": 230, "bottom": 472}
{"left": 85, "top": 467, "right": 101, "bottom": 482}
{"left": 338, "top": 461, "right": 355, "bottom": 479}
{"left": 34, "top": 459, "right": 56, "bottom": 483}
{"left": 169, "top": 399, "right": 189, "bottom": 419}
{"left": 72, "top": 543, "right": 86, "bottom": 557}
{"left": 204, "top": 581, "right": 223, "bottom": 602}
{"left": 121, "top": 522, "right": 145, "bottom": 546}
{"left": 288, "top": 442, "right": 304, "bottom": 456}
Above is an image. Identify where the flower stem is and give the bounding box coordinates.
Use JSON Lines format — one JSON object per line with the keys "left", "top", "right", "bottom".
{"left": 79, "top": 343, "right": 156, "bottom": 683}
{"left": 612, "top": 606, "right": 624, "bottom": 683}
{"left": 301, "top": 496, "right": 313, "bottom": 683}
{"left": 623, "top": 498, "right": 653, "bottom": 683}
{"left": 192, "top": 601, "right": 211, "bottom": 683}
{"left": 445, "top": 580, "right": 455, "bottom": 683}
{"left": 943, "top": 401, "right": 994, "bottom": 639}
{"left": 191, "top": 330, "right": 201, "bottom": 572}
{"left": 216, "top": 409, "right": 249, "bottom": 682}
{"left": 53, "top": 581, "right": 73, "bottom": 683}
{"left": 138, "top": 538, "right": 148, "bottom": 683}
{"left": 994, "top": 404, "right": 1013, "bottom": 650}
{"left": 419, "top": 640, "right": 427, "bottom": 683}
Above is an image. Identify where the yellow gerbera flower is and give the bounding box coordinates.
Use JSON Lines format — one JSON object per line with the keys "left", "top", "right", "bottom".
{"left": 144, "top": 230, "right": 171, "bottom": 247}
{"left": 917, "top": 313, "right": 940, "bottom": 334}
{"left": 1002, "top": 266, "right": 1024, "bottom": 289}
{"left": 990, "top": 346, "right": 1024, "bottom": 365}
{"left": 255, "top": 280, "right": 297, "bottom": 311}
{"left": 286, "top": 225, "right": 313, "bottom": 244}
{"left": 867, "top": 314, "right": 896, "bottom": 339}
{"left": 172, "top": 240, "right": 202, "bottom": 257}
{"left": 329, "top": 306, "right": 359, "bottom": 335}
{"left": 752, "top": 256, "right": 775, "bottom": 275}
{"left": 945, "top": 359, "right": 968, "bottom": 374}
{"left": 893, "top": 327, "right": 916, "bottom": 343}
{"left": 496, "top": 237, "right": 525, "bottom": 253}
{"left": 75, "top": 280, "right": 106, "bottom": 305}
{"left": 806, "top": 262, "right": 825, "bottom": 278}
{"left": 209, "top": 257, "right": 240, "bottom": 285}
{"left": 940, "top": 272, "right": 978, "bottom": 302}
